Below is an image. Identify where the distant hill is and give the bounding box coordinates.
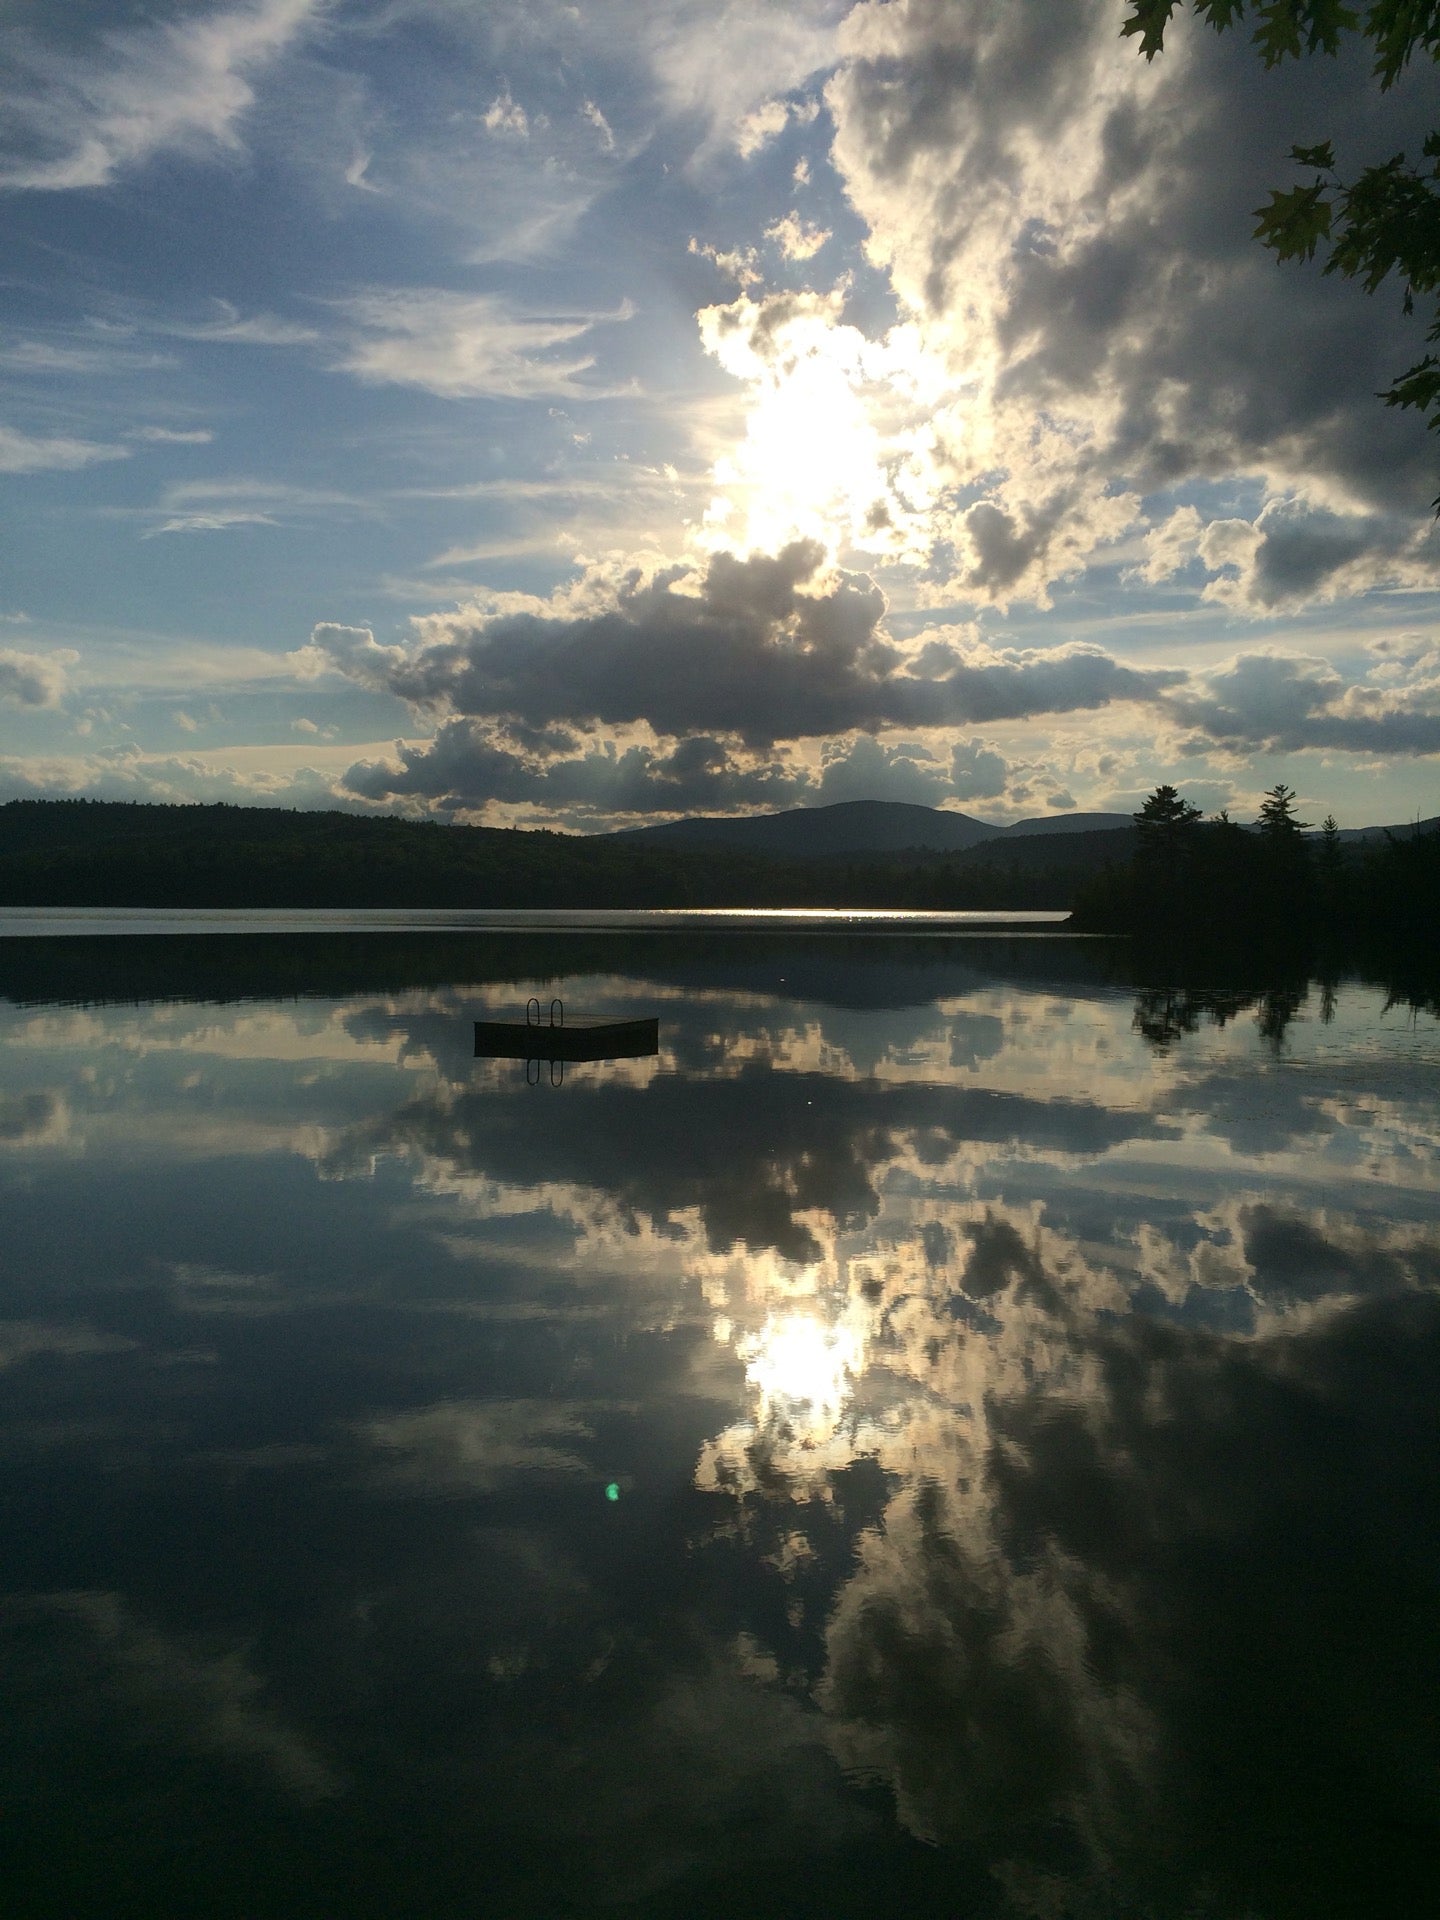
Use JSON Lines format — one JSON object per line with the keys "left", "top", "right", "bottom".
{"left": 0, "top": 796, "right": 1430, "bottom": 913}
{"left": 607, "top": 799, "right": 1001, "bottom": 857}
{"left": 1333, "top": 814, "right": 1440, "bottom": 844}
{"left": 0, "top": 797, "right": 1097, "bottom": 911}
{"left": 609, "top": 798, "right": 1437, "bottom": 858}
{"left": 998, "top": 811, "right": 1133, "bottom": 838}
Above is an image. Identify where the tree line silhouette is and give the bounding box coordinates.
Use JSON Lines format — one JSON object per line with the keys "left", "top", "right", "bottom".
{"left": 1072, "top": 783, "right": 1440, "bottom": 957}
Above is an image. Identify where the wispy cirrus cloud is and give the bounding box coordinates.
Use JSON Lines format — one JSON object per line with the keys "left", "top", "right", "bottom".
{"left": 0, "top": 0, "right": 322, "bottom": 192}
{"left": 0, "top": 423, "right": 129, "bottom": 474}
{"left": 331, "top": 289, "right": 634, "bottom": 401}
{"left": 133, "top": 476, "right": 369, "bottom": 537}
{"left": 152, "top": 301, "right": 321, "bottom": 347}
{"left": 0, "top": 335, "right": 175, "bottom": 376}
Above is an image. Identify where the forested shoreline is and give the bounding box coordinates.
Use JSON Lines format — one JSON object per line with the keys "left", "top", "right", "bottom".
{"left": 0, "top": 799, "right": 1119, "bottom": 912}
{"left": 1071, "top": 785, "right": 1440, "bottom": 959}
{"left": 0, "top": 797, "right": 1435, "bottom": 973}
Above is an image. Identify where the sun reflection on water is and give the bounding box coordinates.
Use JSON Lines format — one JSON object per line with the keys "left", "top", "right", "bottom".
{"left": 740, "top": 1310, "right": 862, "bottom": 1429}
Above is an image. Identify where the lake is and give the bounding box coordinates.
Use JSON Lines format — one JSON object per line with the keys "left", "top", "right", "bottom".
{"left": 1, "top": 921, "right": 1436, "bottom": 1918}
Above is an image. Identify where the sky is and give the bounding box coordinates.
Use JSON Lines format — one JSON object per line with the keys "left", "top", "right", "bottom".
{"left": 3, "top": 0, "right": 1440, "bottom": 832}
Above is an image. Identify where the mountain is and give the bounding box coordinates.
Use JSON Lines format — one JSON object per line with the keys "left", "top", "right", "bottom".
{"left": 997, "top": 811, "right": 1133, "bottom": 838}
{"left": 608, "top": 798, "right": 1439, "bottom": 859}
{"left": 606, "top": 799, "right": 1001, "bottom": 857}
{"left": 1333, "top": 814, "right": 1440, "bottom": 844}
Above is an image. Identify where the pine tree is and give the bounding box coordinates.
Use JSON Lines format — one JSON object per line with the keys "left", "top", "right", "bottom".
{"left": 1135, "top": 784, "right": 1204, "bottom": 854}
{"left": 1255, "top": 783, "right": 1311, "bottom": 838}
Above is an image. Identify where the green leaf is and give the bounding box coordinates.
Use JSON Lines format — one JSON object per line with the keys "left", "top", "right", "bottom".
{"left": 1291, "top": 140, "right": 1337, "bottom": 168}
{"left": 1365, "top": 0, "right": 1440, "bottom": 89}
{"left": 1197, "top": 0, "right": 1251, "bottom": 27}
{"left": 1253, "top": 181, "right": 1334, "bottom": 258}
{"left": 1269, "top": 2, "right": 1360, "bottom": 60}
{"left": 1120, "top": 1, "right": 1184, "bottom": 58}
{"left": 1382, "top": 352, "right": 1440, "bottom": 418}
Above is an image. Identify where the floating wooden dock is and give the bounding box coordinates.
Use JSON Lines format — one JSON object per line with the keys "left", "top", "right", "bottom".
{"left": 473, "top": 1016, "right": 659, "bottom": 1062}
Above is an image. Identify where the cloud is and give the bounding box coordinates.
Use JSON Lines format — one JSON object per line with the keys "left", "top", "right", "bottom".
{"left": 0, "top": 424, "right": 129, "bottom": 473}
{"left": 730, "top": 91, "right": 822, "bottom": 160}
{"left": 810, "top": 0, "right": 1440, "bottom": 605}
{"left": 342, "top": 723, "right": 812, "bottom": 821}
{"left": 689, "top": 236, "right": 763, "bottom": 288}
{"left": 764, "top": 212, "right": 831, "bottom": 261}
{"left": 0, "top": 337, "right": 174, "bottom": 376}
{"left": 309, "top": 542, "right": 1185, "bottom": 752}
{"left": 482, "top": 90, "right": 530, "bottom": 139}
{"left": 0, "top": 648, "right": 73, "bottom": 706}
{"left": 1138, "top": 497, "right": 1440, "bottom": 610}
{"left": 0, "top": 747, "right": 346, "bottom": 808}
{"left": 814, "top": 733, "right": 949, "bottom": 807}
{"left": 0, "top": 1591, "right": 342, "bottom": 1802}
{"left": 733, "top": 96, "right": 792, "bottom": 158}
{"left": 581, "top": 99, "right": 616, "bottom": 152}
{"left": 332, "top": 289, "right": 631, "bottom": 400}
{"left": 1166, "top": 650, "right": 1440, "bottom": 756}
{"left": 154, "top": 301, "right": 320, "bottom": 346}
{"left": 0, "top": 0, "right": 319, "bottom": 191}
{"left": 0, "top": 1318, "right": 133, "bottom": 1368}
{"left": 948, "top": 737, "right": 1010, "bottom": 801}
{"left": 643, "top": 5, "right": 832, "bottom": 155}
{"left": 130, "top": 426, "right": 215, "bottom": 445}
{"left": 136, "top": 477, "right": 366, "bottom": 537}
{"left": 363, "top": 1398, "right": 595, "bottom": 1493}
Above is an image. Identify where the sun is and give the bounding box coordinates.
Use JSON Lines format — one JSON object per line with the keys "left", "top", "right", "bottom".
{"left": 697, "top": 292, "right": 950, "bottom": 565}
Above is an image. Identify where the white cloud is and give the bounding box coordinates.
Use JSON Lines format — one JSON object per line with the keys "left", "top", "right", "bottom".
{"left": 0, "top": 746, "right": 351, "bottom": 807}
{"left": 764, "top": 212, "right": 831, "bottom": 261}
{"left": 734, "top": 97, "right": 791, "bottom": 159}
{"left": 643, "top": 2, "right": 836, "bottom": 153}
{"left": 0, "top": 647, "right": 75, "bottom": 707}
{"left": 718, "top": 0, "right": 1436, "bottom": 610}
{"left": 482, "top": 90, "right": 530, "bottom": 139}
{"left": 689, "top": 236, "right": 763, "bottom": 288}
{"left": 128, "top": 476, "right": 367, "bottom": 538}
{"left": 582, "top": 99, "right": 616, "bottom": 152}
{"left": 0, "top": 336, "right": 174, "bottom": 376}
{"left": 130, "top": 426, "right": 216, "bottom": 445}
{"left": 0, "top": 424, "right": 129, "bottom": 473}
{"left": 0, "top": 0, "right": 321, "bottom": 192}
{"left": 155, "top": 302, "right": 320, "bottom": 346}
{"left": 1134, "top": 505, "right": 1204, "bottom": 584}
{"left": 332, "top": 289, "right": 632, "bottom": 400}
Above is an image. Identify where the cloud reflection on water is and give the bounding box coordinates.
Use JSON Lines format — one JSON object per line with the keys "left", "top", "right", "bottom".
{"left": 0, "top": 949, "right": 1436, "bottom": 1914}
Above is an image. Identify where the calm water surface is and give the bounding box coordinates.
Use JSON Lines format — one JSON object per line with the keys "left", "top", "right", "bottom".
{"left": 1, "top": 930, "right": 1436, "bottom": 1917}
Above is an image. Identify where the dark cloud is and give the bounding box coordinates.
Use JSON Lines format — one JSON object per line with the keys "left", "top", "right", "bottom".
{"left": 1166, "top": 650, "right": 1440, "bottom": 755}
{"left": 324, "top": 1061, "right": 1177, "bottom": 1266}
{"left": 314, "top": 544, "right": 1185, "bottom": 759}
{"left": 828, "top": 0, "right": 1440, "bottom": 597}
{"left": 948, "top": 737, "right": 1009, "bottom": 801}
{"left": 343, "top": 721, "right": 810, "bottom": 818}
{"left": 814, "top": 734, "right": 949, "bottom": 807}
{"left": 0, "top": 1090, "right": 62, "bottom": 1143}
{"left": 1240, "top": 1202, "right": 1440, "bottom": 1302}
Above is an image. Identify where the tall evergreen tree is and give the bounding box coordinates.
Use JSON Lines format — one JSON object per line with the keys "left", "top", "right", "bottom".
{"left": 1256, "top": 783, "right": 1311, "bottom": 837}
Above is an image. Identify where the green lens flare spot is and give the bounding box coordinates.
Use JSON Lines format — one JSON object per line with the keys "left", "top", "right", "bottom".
{"left": 605, "top": 1481, "right": 621, "bottom": 1502}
